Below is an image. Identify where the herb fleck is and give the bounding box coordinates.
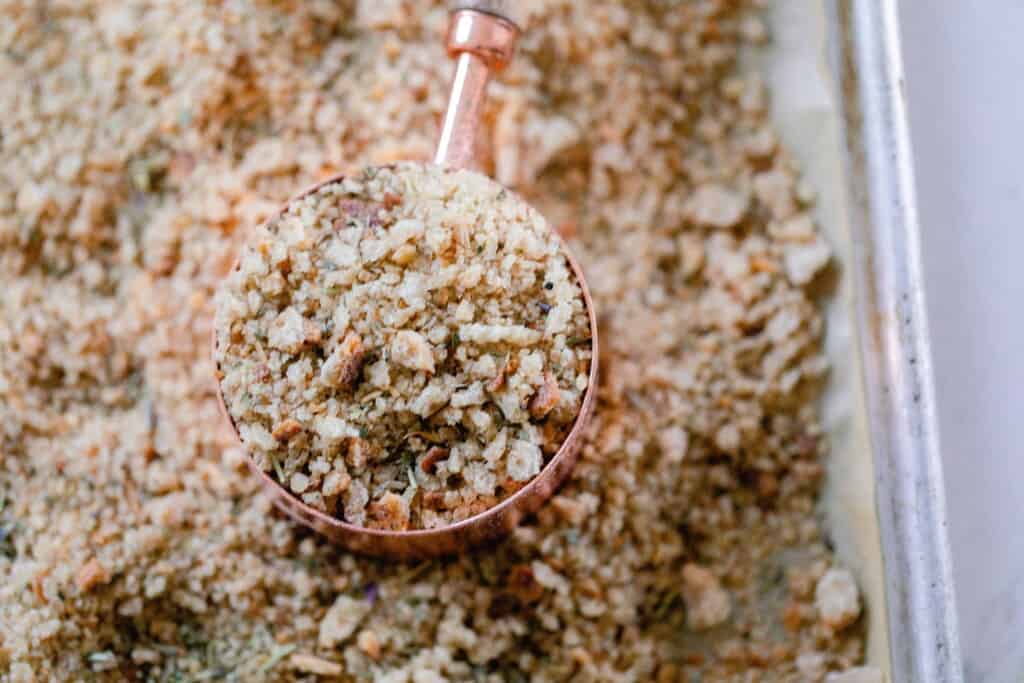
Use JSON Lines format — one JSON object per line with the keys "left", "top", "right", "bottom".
{"left": 257, "top": 644, "right": 296, "bottom": 674}
{"left": 270, "top": 455, "right": 285, "bottom": 483}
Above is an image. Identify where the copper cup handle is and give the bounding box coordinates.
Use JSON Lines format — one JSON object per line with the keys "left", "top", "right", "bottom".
{"left": 434, "top": 8, "right": 520, "bottom": 169}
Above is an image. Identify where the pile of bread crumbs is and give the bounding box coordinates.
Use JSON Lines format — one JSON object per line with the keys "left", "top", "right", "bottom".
{"left": 0, "top": 0, "right": 880, "bottom": 681}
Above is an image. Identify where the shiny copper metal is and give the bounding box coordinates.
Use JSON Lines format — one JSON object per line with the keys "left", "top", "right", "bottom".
{"left": 434, "top": 10, "right": 519, "bottom": 168}
{"left": 444, "top": 8, "right": 518, "bottom": 67}
{"left": 212, "top": 9, "right": 600, "bottom": 560}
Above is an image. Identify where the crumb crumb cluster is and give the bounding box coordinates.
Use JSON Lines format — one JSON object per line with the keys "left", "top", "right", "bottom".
{"left": 215, "top": 163, "right": 591, "bottom": 529}
{"left": 0, "top": 1, "right": 877, "bottom": 681}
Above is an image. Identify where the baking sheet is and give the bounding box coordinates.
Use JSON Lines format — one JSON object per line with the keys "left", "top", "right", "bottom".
{"left": 751, "top": 0, "right": 891, "bottom": 675}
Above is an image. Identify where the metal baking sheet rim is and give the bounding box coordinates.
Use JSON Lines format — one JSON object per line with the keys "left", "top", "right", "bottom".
{"left": 830, "top": 1, "right": 963, "bottom": 680}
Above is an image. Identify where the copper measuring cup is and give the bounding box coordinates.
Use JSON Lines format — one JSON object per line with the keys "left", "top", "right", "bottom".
{"left": 214, "top": 2, "right": 599, "bottom": 560}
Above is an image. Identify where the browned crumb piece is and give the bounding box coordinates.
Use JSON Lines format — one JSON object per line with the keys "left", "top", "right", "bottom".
{"left": 290, "top": 653, "right": 342, "bottom": 677}
{"left": 419, "top": 446, "right": 450, "bottom": 474}
{"left": 487, "top": 353, "right": 517, "bottom": 393}
{"left": 272, "top": 418, "right": 303, "bottom": 441}
{"left": 486, "top": 366, "right": 506, "bottom": 393}
{"left": 32, "top": 570, "right": 50, "bottom": 604}
{"left": 422, "top": 491, "right": 448, "bottom": 511}
{"left": 75, "top": 558, "right": 111, "bottom": 593}
{"left": 528, "top": 370, "right": 560, "bottom": 419}
{"left": 506, "top": 564, "right": 545, "bottom": 604}
{"left": 682, "top": 563, "right": 732, "bottom": 630}
{"left": 356, "top": 630, "right": 382, "bottom": 661}
{"left": 366, "top": 492, "right": 410, "bottom": 531}
{"left": 540, "top": 419, "right": 569, "bottom": 455}
{"left": 320, "top": 332, "right": 366, "bottom": 390}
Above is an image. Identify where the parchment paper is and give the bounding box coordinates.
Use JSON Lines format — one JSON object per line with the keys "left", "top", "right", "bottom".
{"left": 749, "top": 1, "right": 892, "bottom": 674}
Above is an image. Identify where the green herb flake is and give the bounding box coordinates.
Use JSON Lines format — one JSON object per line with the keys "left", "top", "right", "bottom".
{"left": 653, "top": 589, "right": 681, "bottom": 620}
{"left": 400, "top": 451, "right": 414, "bottom": 472}
{"left": 400, "top": 561, "right": 434, "bottom": 584}
{"left": 270, "top": 455, "right": 285, "bottom": 483}
{"left": 258, "top": 643, "right": 296, "bottom": 674}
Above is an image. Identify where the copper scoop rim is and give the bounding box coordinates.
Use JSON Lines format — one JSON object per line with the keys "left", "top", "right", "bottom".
{"left": 212, "top": 166, "right": 599, "bottom": 560}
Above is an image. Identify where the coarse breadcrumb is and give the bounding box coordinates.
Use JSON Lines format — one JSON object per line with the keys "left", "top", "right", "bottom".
{"left": 214, "top": 163, "right": 591, "bottom": 529}
{"left": 816, "top": 568, "right": 863, "bottom": 630}
{"left": 0, "top": 0, "right": 872, "bottom": 681}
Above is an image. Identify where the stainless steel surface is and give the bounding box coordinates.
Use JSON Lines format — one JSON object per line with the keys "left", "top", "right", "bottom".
{"left": 900, "top": 3, "right": 1024, "bottom": 680}
{"left": 829, "top": 0, "right": 964, "bottom": 679}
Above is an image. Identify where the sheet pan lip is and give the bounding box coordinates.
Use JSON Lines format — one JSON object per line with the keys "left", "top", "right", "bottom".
{"left": 831, "top": 0, "right": 964, "bottom": 680}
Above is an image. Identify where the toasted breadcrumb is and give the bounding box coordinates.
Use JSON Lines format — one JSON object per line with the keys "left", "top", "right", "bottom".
{"left": 75, "top": 559, "right": 111, "bottom": 594}
{"left": 289, "top": 653, "right": 342, "bottom": 677}
{"left": 0, "top": 0, "right": 868, "bottom": 680}
{"left": 816, "top": 568, "right": 863, "bottom": 630}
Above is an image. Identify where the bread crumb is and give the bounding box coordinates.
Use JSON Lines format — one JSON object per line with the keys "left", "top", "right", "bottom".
{"left": 528, "top": 370, "right": 561, "bottom": 419}
{"left": 320, "top": 332, "right": 366, "bottom": 389}
{"left": 272, "top": 418, "right": 303, "bottom": 441}
{"left": 390, "top": 330, "right": 435, "bottom": 374}
{"left": 550, "top": 495, "right": 587, "bottom": 526}
{"left": 784, "top": 238, "right": 832, "bottom": 286}
{"left": 816, "top": 568, "right": 862, "bottom": 630}
{"left": 682, "top": 564, "right": 732, "bottom": 630}
{"left": 319, "top": 595, "right": 370, "bottom": 648}
{"left": 269, "top": 307, "right": 320, "bottom": 354}
{"left": 290, "top": 653, "right": 343, "bottom": 676}
{"left": 686, "top": 184, "right": 749, "bottom": 229}
{"left": 356, "top": 629, "right": 382, "bottom": 660}
{"left": 75, "top": 559, "right": 111, "bottom": 593}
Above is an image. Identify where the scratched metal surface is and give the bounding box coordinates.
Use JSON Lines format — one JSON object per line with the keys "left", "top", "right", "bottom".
{"left": 827, "top": 0, "right": 964, "bottom": 679}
